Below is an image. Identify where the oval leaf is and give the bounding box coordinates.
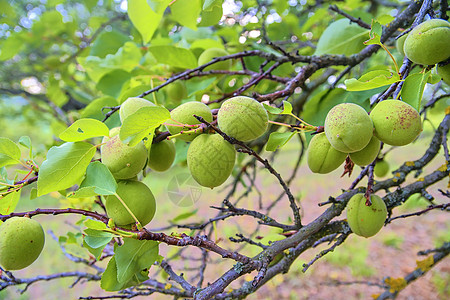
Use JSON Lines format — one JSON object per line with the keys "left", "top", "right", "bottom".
{"left": 68, "top": 161, "right": 117, "bottom": 198}
{"left": 345, "top": 70, "right": 400, "bottom": 91}
{"left": 37, "top": 142, "right": 96, "bottom": 196}
{"left": 59, "top": 118, "right": 110, "bottom": 142}
{"left": 0, "top": 137, "right": 21, "bottom": 168}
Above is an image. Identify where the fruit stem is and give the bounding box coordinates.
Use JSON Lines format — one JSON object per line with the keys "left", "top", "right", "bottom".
{"left": 167, "top": 127, "right": 203, "bottom": 140}
{"left": 113, "top": 192, "right": 143, "bottom": 230}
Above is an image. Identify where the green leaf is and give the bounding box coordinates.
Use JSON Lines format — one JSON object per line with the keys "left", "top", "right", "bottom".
{"left": 199, "top": 4, "right": 223, "bottom": 26}
{"left": 119, "top": 106, "right": 170, "bottom": 147}
{"left": 0, "top": 137, "right": 21, "bottom": 168}
{"left": 96, "top": 70, "right": 132, "bottom": 98}
{"left": 83, "top": 239, "right": 105, "bottom": 260}
{"left": 148, "top": 45, "right": 198, "bottom": 69}
{"left": 128, "top": 0, "right": 167, "bottom": 43}
{"left": 81, "top": 96, "right": 121, "bottom": 129}
{"left": 147, "top": 0, "right": 171, "bottom": 12}
{"left": 77, "top": 42, "right": 142, "bottom": 82}
{"left": 59, "top": 119, "right": 110, "bottom": 142}
{"left": 364, "top": 20, "right": 382, "bottom": 46}
{"left": 170, "top": 209, "right": 198, "bottom": 222}
{"left": 84, "top": 219, "right": 107, "bottom": 230}
{"left": 0, "top": 189, "right": 21, "bottom": 215}
{"left": 171, "top": 0, "right": 201, "bottom": 30}
{"left": 68, "top": 161, "right": 117, "bottom": 198}
{"left": 47, "top": 77, "right": 69, "bottom": 107}
{"left": 190, "top": 39, "right": 224, "bottom": 50}
{"left": 84, "top": 228, "right": 113, "bottom": 249}
{"left": 101, "top": 255, "right": 150, "bottom": 291}
{"left": 18, "top": 136, "right": 31, "bottom": 149}
{"left": 0, "top": 32, "right": 24, "bottom": 61}
{"left": 115, "top": 238, "right": 159, "bottom": 283}
{"left": 186, "top": 77, "right": 217, "bottom": 96}
{"left": 401, "top": 71, "right": 431, "bottom": 111}
{"left": 281, "top": 101, "right": 293, "bottom": 115}
{"left": 314, "top": 19, "right": 369, "bottom": 56}
{"left": 263, "top": 103, "right": 283, "bottom": 114}
{"left": 265, "top": 131, "right": 296, "bottom": 151}
{"left": 345, "top": 70, "right": 400, "bottom": 91}
{"left": 37, "top": 142, "right": 96, "bottom": 196}
{"left": 90, "top": 30, "right": 132, "bottom": 58}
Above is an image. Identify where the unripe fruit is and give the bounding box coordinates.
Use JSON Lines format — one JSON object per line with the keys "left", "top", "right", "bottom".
{"left": 437, "top": 63, "right": 450, "bottom": 85}
{"left": 165, "top": 81, "right": 187, "bottom": 104}
{"left": 370, "top": 100, "right": 422, "bottom": 146}
{"left": 346, "top": 194, "right": 387, "bottom": 238}
{"left": 197, "top": 48, "right": 232, "bottom": 71}
{"left": 324, "top": 103, "right": 373, "bottom": 153}
{"left": 349, "top": 136, "right": 381, "bottom": 166}
{"left": 217, "top": 96, "right": 269, "bottom": 142}
{"left": 404, "top": 19, "right": 450, "bottom": 65}
{"left": 374, "top": 160, "right": 390, "bottom": 177}
{"left": 0, "top": 217, "right": 45, "bottom": 270}
{"left": 148, "top": 139, "right": 176, "bottom": 172}
{"left": 187, "top": 134, "right": 236, "bottom": 188}
{"left": 101, "top": 134, "right": 148, "bottom": 180}
{"left": 119, "top": 97, "right": 155, "bottom": 123}
{"left": 395, "top": 34, "right": 407, "bottom": 56}
{"left": 105, "top": 180, "right": 156, "bottom": 227}
{"left": 307, "top": 133, "right": 347, "bottom": 174}
{"left": 167, "top": 101, "right": 213, "bottom": 142}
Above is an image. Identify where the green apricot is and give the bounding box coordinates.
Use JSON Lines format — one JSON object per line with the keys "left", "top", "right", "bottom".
{"left": 404, "top": 19, "right": 450, "bottom": 65}
{"left": 374, "top": 160, "right": 390, "bottom": 177}
{"left": 167, "top": 101, "right": 213, "bottom": 141}
{"left": 0, "top": 217, "right": 45, "bottom": 270}
{"left": 105, "top": 180, "right": 156, "bottom": 227}
{"left": 217, "top": 96, "right": 269, "bottom": 142}
{"left": 187, "top": 134, "right": 236, "bottom": 188}
{"left": 346, "top": 194, "right": 387, "bottom": 238}
{"left": 395, "top": 34, "right": 408, "bottom": 56}
{"left": 370, "top": 100, "right": 422, "bottom": 146}
{"left": 165, "top": 81, "right": 187, "bottom": 104}
{"left": 324, "top": 103, "right": 373, "bottom": 153}
{"left": 197, "top": 48, "right": 232, "bottom": 71}
{"left": 437, "top": 63, "right": 450, "bottom": 85}
{"left": 148, "top": 139, "right": 176, "bottom": 172}
{"left": 349, "top": 136, "right": 381, "bottom": 166}
{"left": 120, "top": 97, "right": 155, "bottom": 123}
{"left": 307, "top": 133, "right": 347, "bottom": 174}
{"left": 101, "top": 134, "right": 148, "bottom": 179}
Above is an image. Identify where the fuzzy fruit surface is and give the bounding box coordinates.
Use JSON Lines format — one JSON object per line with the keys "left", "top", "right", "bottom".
{"left": 148, "top": 139, "right": 176, "bottom": 172}
{"left": 307, "top": 132, "right": 347, "bottom": 174}
{"left": 165, "top": 81, "right": 187, "bottom": 104}
{"left": 370, "top": 100, "right": 422, "bottom": 146}
{"left": 101, "top": 134, "right": 148, "bottom": 179}
{"left": 105, "top": 180, "right": 156, "bottom": 227}
{"left": 349, "top": 136, "right": 381, "bottom": 166}
{"left": 119, "top": 97, "right": 155, "bottom": 123}
{"left": 437, "top": 63, "right": 450, "bottom": 85}
{"left": 324, "top": 103, "right": 373, "bottom": 153}
{"left": 395, "top": 34, "right": 407, "bottom": 56}
{"left": 167, "top": 101, "right": 213, "bottom": 142}
{"left": 346, "top": 194, "right": 387, "bottom": 238}
{"left": 404, "top": 19, "right": 450, "bottom": 65}
{"left": 374, "top": 160, "right": 390, "bottom": 177}
{"left": 187, "top": 134, "right": 236, "bottom": 188}
{"left": 0, "top": 217, "right": 45, "bottom": 270}
{"left": 197, "top": 48, "right": 231, "bottom": 71}
{"left": 217, "top": 96, "right": 269, "bottom": 142}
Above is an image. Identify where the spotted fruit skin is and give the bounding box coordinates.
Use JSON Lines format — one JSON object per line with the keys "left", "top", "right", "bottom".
{"left": 370, "top": 100, "right": 422, "bottom": 146}
{"left": 349, "top": 136, "right": 381, "bottom": 166}
{"left": 0, "top": 217, "right": 45, "bottom": 270}
{"left": 374, "top": 160, "right": 390, "bottom": 177}
{"left": 148, "top": 139, "right": 176, "bottom": 172}
{"left": 437, "top": 63, "right": 450, "bottom": 85}
{"left": 187, "top": 134, "right": 236, "bottom": 188}
{"left": 346, "top": 194, "right": 387, "bottom": 238}
{"left": 101, "top": 134, "right": 148, "bottom": 179}
{"left": 167, "top": 102, "right": 213, "bottom": 142}
{"left": 404, "top": 19, "right": 450, "bottom": 65}
{"left": 307, "top": 133, "right": 347, "bottom": 174}
{"left": 119, "top": 97, "right": 155, "bottom": 123}
{"left": 217, "top": 96, "right": 269, "bottom": 142}
{"left": 197, "top": 48, "right": 231, "bottom": 71}
{"left": 105, "top": 180, "right": 156, "bottom": 227}
{"left": 324, "top": 103, "right": 373, "bottom": 153}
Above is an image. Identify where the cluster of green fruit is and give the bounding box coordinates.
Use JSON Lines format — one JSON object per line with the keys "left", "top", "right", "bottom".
{"left": 0, "top": 217, "right": 45, "bottom": 270}
{"left": 307, "top": 100, "right": 422, "bottom": 174}
{"left": 167, "top": 96, "right": 268, "bottom": 189}
{"left": 396, "top": 19, "right": 450, "bottom": 84}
